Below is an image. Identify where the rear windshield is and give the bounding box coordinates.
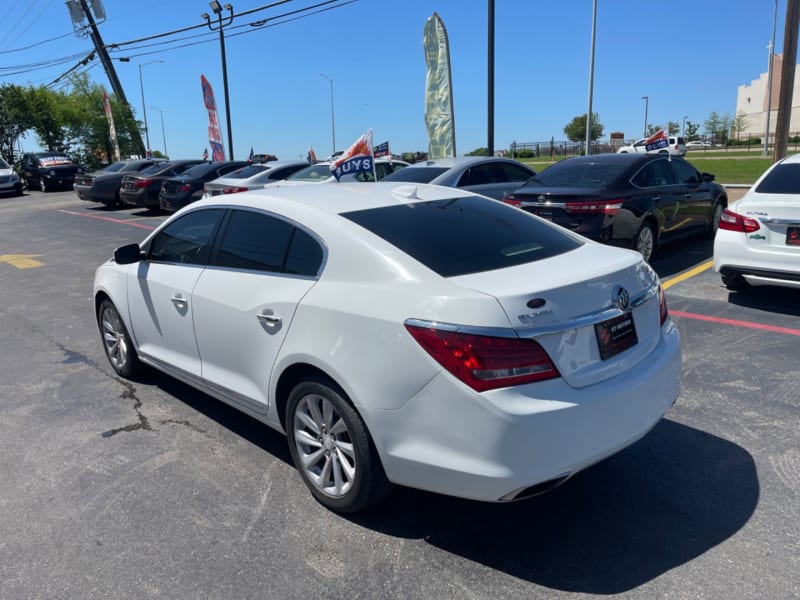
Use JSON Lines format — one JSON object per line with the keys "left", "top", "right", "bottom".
{"left": 225, "top": 165, "right": 268, "bottom": 179}
{"left": 755, "top": 163, "right": 800, "bottom": 194}
{"left": 102, "top": 161, "right": 129, "bottom": 173}
{"left": 524, "top": 161, "right": 627, "bottom": 188}
{"left": 181, "top": 162, "right": 220, "bottom": 178}
{"left": 343, "top": 195, "right": 581, "bottom": 277}
{"left": 380, "top": 166, "right": 449, "bottom": 184}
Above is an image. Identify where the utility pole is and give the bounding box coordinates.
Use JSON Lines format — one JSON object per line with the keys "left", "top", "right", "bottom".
{"left": 487, "top": 0, "right": 494, "bottom": 157}
{"left": 71, "top": 0, "right": 145, "bottom": 156}
{"left": 774, "top": 0, "right": 800, "bottom": 162}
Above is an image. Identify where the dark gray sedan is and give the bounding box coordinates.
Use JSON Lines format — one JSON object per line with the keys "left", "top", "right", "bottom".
{"left": 380, "top": 156, "right": 536, "bottom": 200}
{"left": 75, "top": 159, "right": 166, "bottom": 206}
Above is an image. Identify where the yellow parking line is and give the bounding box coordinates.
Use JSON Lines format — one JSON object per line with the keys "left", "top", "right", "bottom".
{"left": 661, "top": 259, "right": 714, "bottom": 290}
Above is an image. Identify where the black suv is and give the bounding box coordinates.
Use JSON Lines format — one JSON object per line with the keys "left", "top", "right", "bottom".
{"left": 19, "top": 152, "right": 85, "bottom": 192}
{"left": 159, "top": 161, "right": 248, "bottom": 212}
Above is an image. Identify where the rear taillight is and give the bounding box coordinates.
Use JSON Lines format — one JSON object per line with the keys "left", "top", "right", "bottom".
{"left": 658, "top": 284, "right": 668, "bottom": 325}
{"left": 223, "top": 186, "right": 249, "bottom": 194}
{"left": 718, "top": 208, "right": 760, "bottom": 233}
{"left": 180, "top": 183, "right": 193, "bottom": 192}
{"left": 501, "top": 196, "right": 521, "bottom": 207}
{"left": 405, "top": 323, "right": 560, "bottom": 392}
{"left": 564, "top": 199, "right": 623, "bottom": 215}
{"left": 134, "top": 179, "right": 153, "bottom": 188}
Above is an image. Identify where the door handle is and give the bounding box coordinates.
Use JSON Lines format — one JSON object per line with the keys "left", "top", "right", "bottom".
{"left": 257, "top": 313, "right": 282, "bottom": 326}
{"left": 170, "top": 295, "right": 188, "bottom": 307}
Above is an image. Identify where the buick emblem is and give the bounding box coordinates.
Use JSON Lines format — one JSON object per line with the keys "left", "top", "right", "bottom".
{"left": 537, "top": 195, "right": 546, "bottom": 202}
{"left": 613, "top": 286, "right": 630, "bottom": 311}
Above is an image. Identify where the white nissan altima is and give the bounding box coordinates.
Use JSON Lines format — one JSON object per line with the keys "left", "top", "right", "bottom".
{"left": 93, "top": 182, "right": 681, "bottom": 513}
{"left": 714, "top": 153, "right": 800, "bottom": 291}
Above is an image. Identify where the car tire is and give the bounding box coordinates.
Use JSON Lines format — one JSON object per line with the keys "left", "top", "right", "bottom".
{"left": 286, "top": 376, "right": 391, "bottom": 513}
{"left": 706, "top": 199, "right": 724, "bottom": 239}
{"left": 635, "top": 221, "right": 656, "bottom": 262}
{"left": 39, "top": 178, "right": 46, "bottom": 193}
{"left": 722, "top": 273, "right": 749, "bottom": 292}
{"left": 98, "top": 299, "right": 141, "bottom": 378}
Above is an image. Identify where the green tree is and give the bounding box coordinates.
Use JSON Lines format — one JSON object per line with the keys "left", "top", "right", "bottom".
{"left": 732, "top": 111, "right": 749, "bottom": 140}
{"left": 563, "top": 113, "right": 604, "bottom": 142}
{"left": 668, "top": 121, "right": 680, "bottom": 135}
{"left": 465, "top": 147, "right": 490, "bottom": 156}
{"left": 0, "top": 84, "right": 35, "bottom": 163}
{"left": 685, "top": 120, "right": 701, "bottom": 140}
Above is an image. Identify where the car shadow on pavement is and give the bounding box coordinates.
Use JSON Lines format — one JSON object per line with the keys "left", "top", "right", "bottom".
{"left": 351, "top": 419, "right": 758, "bottom": 595}
{"left": 650, "top": 238, "right": 713, "bottom": 280}
{"left": 727, "top": 286, "right": 800, "bottom": 317}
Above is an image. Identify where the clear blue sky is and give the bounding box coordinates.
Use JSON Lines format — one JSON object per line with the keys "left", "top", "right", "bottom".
{"left": 0, "top": 0, "right": 787, "bottom": 160}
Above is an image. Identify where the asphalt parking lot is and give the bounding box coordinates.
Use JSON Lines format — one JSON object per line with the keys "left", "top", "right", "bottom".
{"left": 0, "top": 188, "right": 798, "bottom": 599}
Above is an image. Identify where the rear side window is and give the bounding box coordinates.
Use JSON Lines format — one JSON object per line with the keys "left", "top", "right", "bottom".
{"left": 213, "top": 210, "right": 323, "bottom": 276}
{"left": 755, "top": 163, "right": 800, "bottom": 194}
{"left": 343, "top": 195, "right": 581, "bottom": 277}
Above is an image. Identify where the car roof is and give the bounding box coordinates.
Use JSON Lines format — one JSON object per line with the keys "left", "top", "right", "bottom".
{"left": 182, "top": 181, "right": 477, "bottom": 215}
{"left": 406, "top": 156, "right": 517, "bottom": 168}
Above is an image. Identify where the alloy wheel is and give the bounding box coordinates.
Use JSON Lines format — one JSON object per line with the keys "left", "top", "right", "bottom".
{"left": 292, "top": 392, "right": 357, "bottom": 498}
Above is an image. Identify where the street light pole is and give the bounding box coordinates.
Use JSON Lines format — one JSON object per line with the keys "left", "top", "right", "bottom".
{"left": 764, "top": 0, "right": 778, "bottom": 157}
{"left": 641, "top": 96, "right": 649, "bottom": 137}
{"left": 138, "top": 60, "right": 163, "bottom": 155}
{"left": 319, "top": 73, "right": 336, "bottom": 155}
{"left": 150, "top": 105, "right": 167, "bottom": 157}
{"left": 682, "top": 115, "right": 688, "bottom": 139}
{"left": 585, "top": 0, "right": 597, "bottom": 156}
{"left": 203, "top": 2, "right": 235, "bottom": 160}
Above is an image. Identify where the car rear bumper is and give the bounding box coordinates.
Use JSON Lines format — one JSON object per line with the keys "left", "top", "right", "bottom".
{"left": 714, "top": 230, "right": 800, "bottom": 288}
{"left": 363, "top": 320, "right": 681, "bottom": 502}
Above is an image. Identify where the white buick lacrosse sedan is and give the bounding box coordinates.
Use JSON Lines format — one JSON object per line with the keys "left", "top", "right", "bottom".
{"left": 93, "top": 182, "right": 681, "bottom": 513}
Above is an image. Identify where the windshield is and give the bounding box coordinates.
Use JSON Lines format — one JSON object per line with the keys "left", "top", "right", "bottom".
{"left": 225, "top": 165, "right": 268, "bottom": 179}
{"left": 380, "top": 166, "right": 449, "bottom": 184}
{"left": 0, "top": 158, "right": 9, "bottom": 169}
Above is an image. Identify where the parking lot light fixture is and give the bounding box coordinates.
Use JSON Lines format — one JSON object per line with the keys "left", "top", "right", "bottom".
{"left": 150, "top": 105, "right": 167, "bottom": 157}
{"left": 320, "top": 73, "right": 336, "bottom": 155}
{"left": 641, "top": 96, "right": 649, "bottom": 137}
{"left": 138, "top": 60, "right": 163, "bottom": 154}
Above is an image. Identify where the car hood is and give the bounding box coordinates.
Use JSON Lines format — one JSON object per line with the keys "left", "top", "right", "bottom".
{"left": 0, "top": 167, "right": 15, "bottom": 177}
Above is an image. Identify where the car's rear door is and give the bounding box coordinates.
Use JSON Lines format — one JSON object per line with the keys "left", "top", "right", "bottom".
{"left": 191, "top": 208, "right": 323, "bottom": 412}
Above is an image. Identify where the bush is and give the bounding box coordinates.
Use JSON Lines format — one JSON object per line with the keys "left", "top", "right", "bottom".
{"left": 512, "top": 149, "right": 536, "bottom": 159}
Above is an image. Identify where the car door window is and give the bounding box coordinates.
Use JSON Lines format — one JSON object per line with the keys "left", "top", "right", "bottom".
{"left": 214, "top": 210, "right": 294, "bottom": 273}
{"left": 458, "top": 165, "right": 493, "bottom": 186}
{"left": 669, "top": 160, "right": 701, "bottom": 184}
{"left": 497, "top": 163, "right": 534, "bottom": 182}
{"left": 147, "top": 209, "right": 224, "bottom": 265}
{"left": 632, "top": 161, "right": 674, "bottom": 187}
{"left": 213, "top": 209, "right": 324, "bottom": 276}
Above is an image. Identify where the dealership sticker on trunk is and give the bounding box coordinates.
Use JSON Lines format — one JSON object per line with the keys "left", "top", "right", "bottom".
{"left": 595, "top": 313, "right": 638, "bottom": 360}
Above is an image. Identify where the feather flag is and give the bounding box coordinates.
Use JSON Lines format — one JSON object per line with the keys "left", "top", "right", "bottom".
{"left": 423, "top": 13, "right": 456, "bottom": 159}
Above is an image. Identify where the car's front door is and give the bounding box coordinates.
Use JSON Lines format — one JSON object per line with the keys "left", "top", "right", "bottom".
{"left": 126, "top": 209, "right": 225, "bottom": 381}
{"left": 669, "top": 158, "right": 714, "bottom": 231}
{"left": 191, "top": 209, "right": 323, "bottom": 412}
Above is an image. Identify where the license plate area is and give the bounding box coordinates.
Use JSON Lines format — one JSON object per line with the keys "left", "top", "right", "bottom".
{"left": 786, "top": 226, "right": 800, "bottom": 246}
{"left": 595, "top": 313, "right": 638, "bottom": 360}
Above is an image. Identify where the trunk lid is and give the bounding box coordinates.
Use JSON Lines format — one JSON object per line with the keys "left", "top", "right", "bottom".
{"left": 449, "top": 242, "right": 663, "bottom": 388}
{"left": 738, "top": 193, "right": 800, "bottom": 251}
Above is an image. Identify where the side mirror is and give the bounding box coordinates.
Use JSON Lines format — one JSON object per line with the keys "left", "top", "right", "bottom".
{"left": 702, "top": 172, "right": 716, "bottom": 183}
{"left": 113, "top": 243, "right": 143, "bottom": 264}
